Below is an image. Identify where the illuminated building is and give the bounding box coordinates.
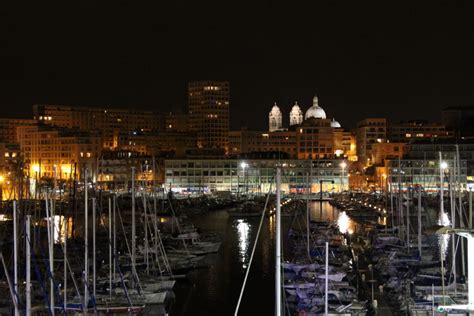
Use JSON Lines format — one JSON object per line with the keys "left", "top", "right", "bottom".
{"left": 33, "top": 104, "right": 166, "bottom": 149}
{"left": 355, "top": 118, "right": 387, "bottom": 165}
{"left": 370, "top": 142, "right": 405, "bottom": 165}
{"left": 232, "top": 95, "right": 352, "bottom": 160}
{"left": 0, "top": 143, "right": 21, "bottom": 200}
{"left": 164, "top": 159, "right": 348, "bottom": 194}
{"left": 229, "top": 130, "right": 297, "bottom": 158}
{"left": 296, "top": 96, "right": 334, "bottom": 159}
{"left": 289, "top": 102, "right": 303, "bottom": 126}
{"left": 118, "top": 130, "right": 197, "bottom": 158}
{"left": 97, "top": 150, "right": 158, "bottom": 191}
{"left": 17, "top": 125, "right": 101, "bottom": 182}
{"left": 269, "top": 103, "right": 283, "bottom": 131}
{"left": 0, "top": 118, "right": 36, "bottom": 144}
{"left": 386, "top": 158, "right": 467, "bottom": 192}
{"left": 188, "top": 81, "right": 230, "bottom": 151}
{"left": 296, "top": 118, "right": 334, "bottom": 159}
{"left": 387, "top": 120, "right": 450, "bottom": 143}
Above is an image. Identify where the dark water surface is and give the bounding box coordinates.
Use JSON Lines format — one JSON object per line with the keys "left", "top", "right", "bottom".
{"left": 168, "top": 202, "right": 345, "bottom": 316}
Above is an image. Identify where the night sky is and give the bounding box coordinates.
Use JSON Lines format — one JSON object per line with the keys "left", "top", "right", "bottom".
{"left": 1, "top": 1, "right": 473, "bottom": 130}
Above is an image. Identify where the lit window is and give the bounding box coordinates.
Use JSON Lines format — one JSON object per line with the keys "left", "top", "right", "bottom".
{"left": 80, "top": 152, "right": 84, "bottom": 157}
{"left": 4, "top": 153, "right": 9, "bottom": 157}
{"left": 86, "top": 153, "right": 91, "bottom": 158}
{"left": 406, "top": 133, "right": 411, "bottom": 138}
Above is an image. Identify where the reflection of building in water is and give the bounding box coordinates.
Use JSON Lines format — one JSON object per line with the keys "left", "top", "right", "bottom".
{"left": 164, "top": 159, "right": 349, "bottom": 194}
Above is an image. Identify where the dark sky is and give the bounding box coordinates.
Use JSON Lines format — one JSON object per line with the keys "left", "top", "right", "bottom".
{"left": 1, "top": 1, "right": 473, "bottom": 130}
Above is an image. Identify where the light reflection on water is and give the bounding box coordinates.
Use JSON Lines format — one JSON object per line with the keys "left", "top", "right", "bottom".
{"left": 309, "top": 201, "right": 386, "bottom": 235}
{"left": 309, "top": 201, "right": 356, "bottom": 235}
{"left": 235, "top": 219, "right": 250, "bottom": 268}
{"left": 437, "top": 210, "right": 452, "bottom": 259}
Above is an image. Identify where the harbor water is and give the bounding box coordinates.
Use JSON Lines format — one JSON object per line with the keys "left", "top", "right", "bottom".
{"left": 169, "top": 201, "right": 354, "bottom": 315}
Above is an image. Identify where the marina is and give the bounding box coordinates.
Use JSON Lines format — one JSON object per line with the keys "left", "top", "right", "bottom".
{"left": 0, "top": 165, "right": 472, "bottom": 316}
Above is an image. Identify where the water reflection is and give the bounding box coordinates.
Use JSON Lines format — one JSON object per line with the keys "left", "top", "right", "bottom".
{"left": 437, "top": 210, "right": 452, "bottom": 259}
{"left": 309, "top": 201, "right": 356, "bottom": 235}
{"left": 235, "top": 219, "right": 250, "bottom": 268}
{"left": 337, "top": 211, "right": 351, "bottom": 234}
{"left": 269, "top": 213, "right": 274, "bottom": 240}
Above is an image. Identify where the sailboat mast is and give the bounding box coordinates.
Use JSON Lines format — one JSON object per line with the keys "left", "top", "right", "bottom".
{"left": 84, "top": 168, "right": 89, "bottom": 310}
{"left": 131, "top": 167, "right": 136, "bottom": 279}
{"left": 12, "top": 200, "right": 19, "bottom": 316}
{"left": 26, "top": 215, "right": 31, "bottom": 315}
{"left": 93, "top": 198, "right": 96, "bottom": 300}
{"left": 306, "top": 172, "right": 310, "bottom": 259}
{"left": 109, "top": 197, "right": 112, "bottom": 298}
{"left": 63, "top": 216, "right": 67, "bottom": 310}
{"left": 418, "top": 186, "right": 422, "bottom": 257}
{"left": 325, "top": 241, "right": 329, "bottom": 316}
{"left": 439, "top": 152, "right": 444, "bottom": 214}
{"left": 406, "top": 186, "right": 410, "bottom": 252}
{"left": 275, "top": 167, "right": 282, "bottom": 316}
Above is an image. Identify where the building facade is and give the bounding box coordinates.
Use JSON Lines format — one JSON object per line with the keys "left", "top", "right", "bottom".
{"left": 229, "top": 130, "right": 297, "bottom": 158}
{"left": 33, "top": 104, "right": 166, "bottom": 149}
{"left": 386, "top": 158, "right": 467, "bottom": 192}
{"left": 371, "top": 142, "right": 405, "bottom": 165}
{"left": 355, "top": 118, "right": 387, "bottom": 165}
{"left": 188, "top": 81, "right": 230, "bottom": 151}
{"left": 0, "top": 118, "right": 36, "bottom": 144}
{"left": 387, "top": 120, "right": 450, "bottom": 143}
{"left": 17, "top": 125, "right": 102, "bottom": 182}
{"left": 164, "top": 159, "right": 348, "bottom": 195}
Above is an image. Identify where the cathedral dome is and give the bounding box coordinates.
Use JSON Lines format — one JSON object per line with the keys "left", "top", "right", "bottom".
{"left": 330, "top": 118, "right": 341, "bottom": 128}
{"left": 270, "top": 103, "right": 282, "bottom": 115}
{"left": 289, "top": 101, "right": 303, "bottom": 126}
{"left": 304, "top": 95, "right": 326, "bottom": 120}
{"left": 269, "top": 102, "right": 283, "bottom": 132}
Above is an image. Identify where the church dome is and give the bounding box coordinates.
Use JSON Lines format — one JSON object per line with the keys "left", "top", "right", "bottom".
{"left": 330, "top": 118, "right": 341, "bottom": 128}
{"left": 269, "top": 102, "right": 283, "bottom": 132}
{"left": 304, "top": 95, "right": 326, "bottom": 120}
{"left": 270, "top": 103, "right": 282, "bottom": 115}
{"left": 289, "top": 101, "right": 303, "bottom": 126}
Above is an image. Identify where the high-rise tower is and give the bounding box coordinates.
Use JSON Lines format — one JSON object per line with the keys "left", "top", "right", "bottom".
{"left": 188, "top": 81, "right": 230, "bottom": 151}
